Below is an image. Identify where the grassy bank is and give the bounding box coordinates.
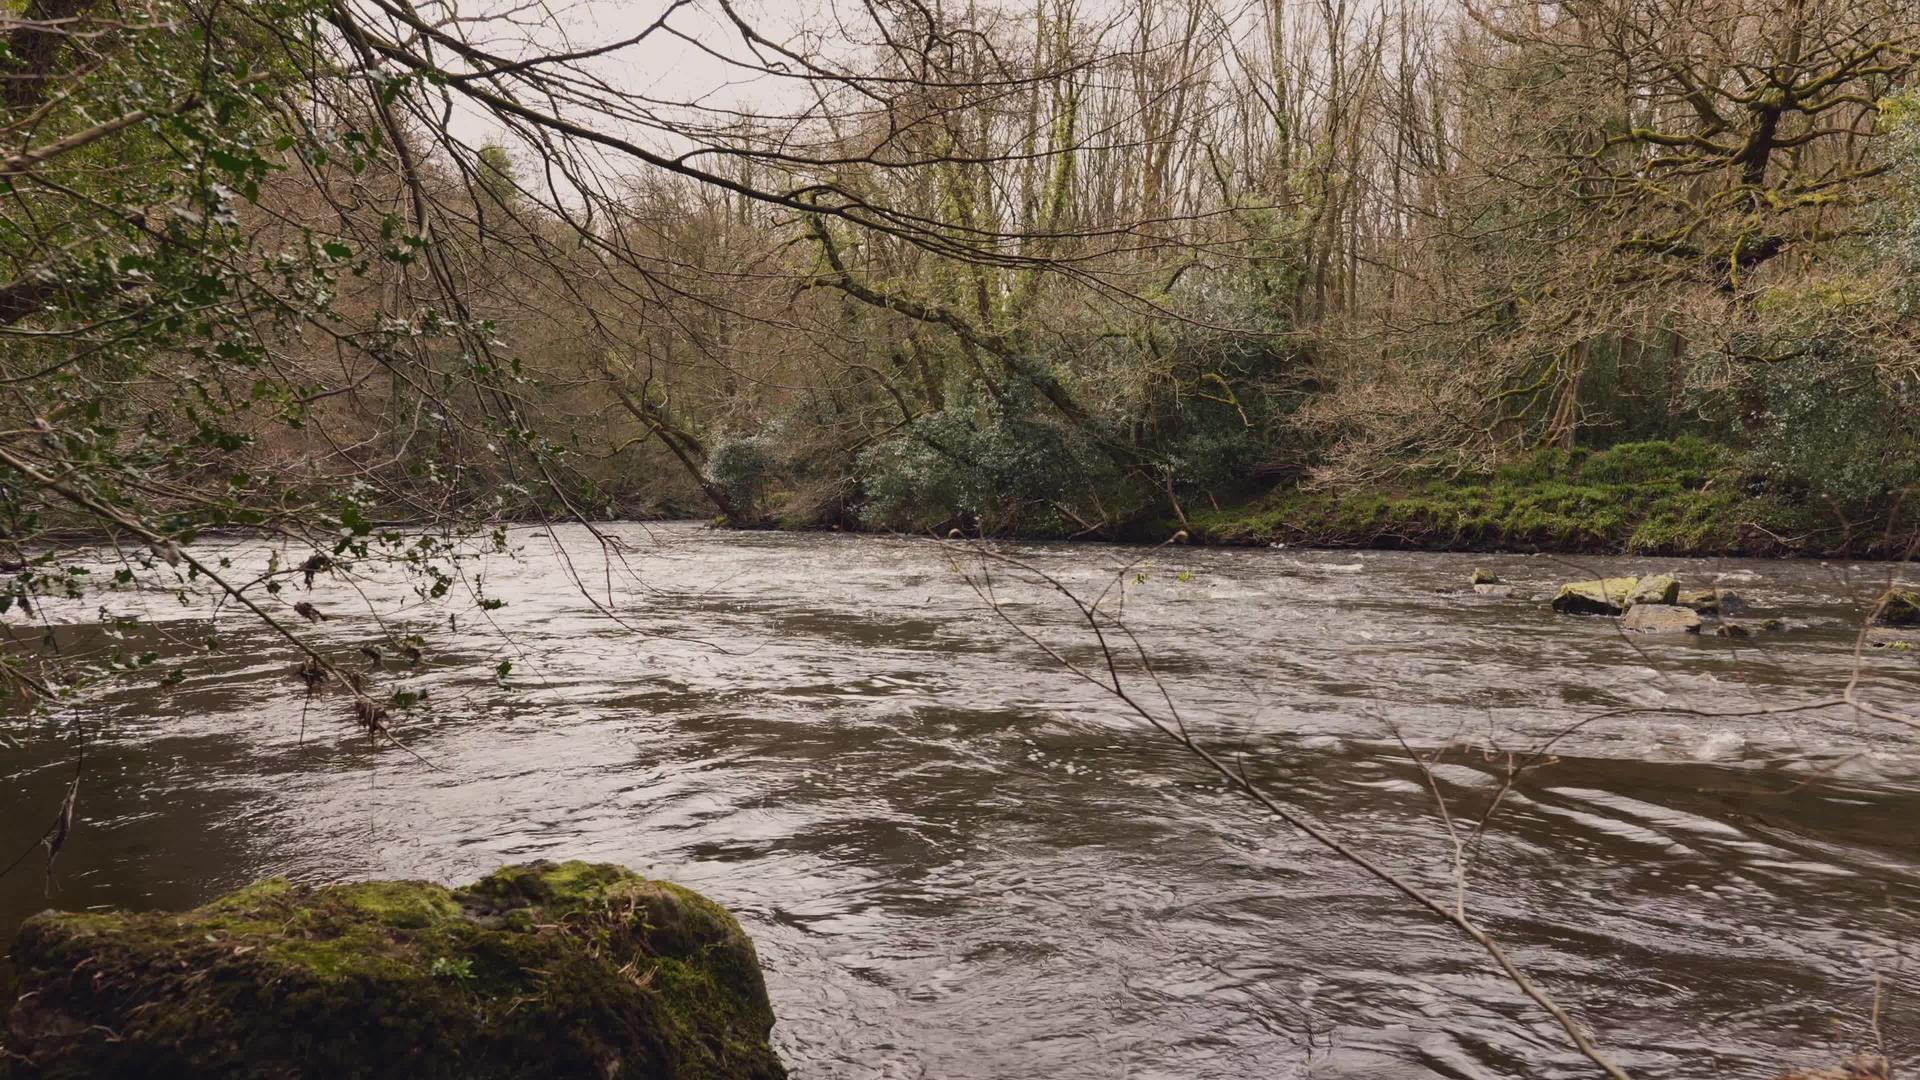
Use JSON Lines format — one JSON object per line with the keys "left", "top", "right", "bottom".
{"left": 1186, "top": 438, "right": 1918, "bottom": 558}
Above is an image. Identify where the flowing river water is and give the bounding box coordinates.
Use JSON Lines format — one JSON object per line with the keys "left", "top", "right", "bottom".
{"left": 3, "top": 524, "right": 1917, "bottom": 1079}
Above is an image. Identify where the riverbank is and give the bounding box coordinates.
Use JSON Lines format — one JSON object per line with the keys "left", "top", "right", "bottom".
{"left": 28, "top": 440, "right": 1903, "bottom": 562}
{"left": 708, "top": 439, "right": 1910, "bottom": 559}
{"left": 1175, "top": 439, "right": 1919, "bottom": 559}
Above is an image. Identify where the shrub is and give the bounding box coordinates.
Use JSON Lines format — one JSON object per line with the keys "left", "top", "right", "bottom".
{"left": 702, "top": 433, "right": 776, "bottom": 520}
{"left": 855, "top": 386, "right": 1130, "bottom": 535}
{"left": 1743, "top": 348, "right": 1920, "bottom": 519}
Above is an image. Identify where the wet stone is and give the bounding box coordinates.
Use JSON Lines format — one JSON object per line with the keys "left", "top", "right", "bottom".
{"left": 1621, "top": 604, "right": 1702, "bottom": 634}
{"left": 1678, "top": 588, "right": 1745, "bottom": 616}
{"left": 1551, "top": 577, "right": 1639, "bottom": 615}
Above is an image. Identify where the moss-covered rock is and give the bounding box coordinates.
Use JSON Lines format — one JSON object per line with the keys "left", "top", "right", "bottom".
{"left": 1625, "top": 574, "right": 1679, "bottom": 607}
{"left": 1551, "top": 577, "right": 1639, "bottom": 615}
{"left": 3, "top": 861, "right": 786, "bottom": 1080}
{"left": 1873, "top": 588, "right": 1920, "bottom": 626}
{"left": 1470, "top": 567, "right": 1500, "bottom": 585}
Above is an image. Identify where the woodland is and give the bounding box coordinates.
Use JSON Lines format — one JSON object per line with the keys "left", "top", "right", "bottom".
{"left": 2, "top": 0, "right": 1919, "bottom": 691}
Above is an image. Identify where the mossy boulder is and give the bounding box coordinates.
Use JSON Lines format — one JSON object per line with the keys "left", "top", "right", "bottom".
{"left": 2, "top": 861, "right": 786, "bottom": 1080}
{"left": 1551, "top": 577, "right": 1639, "bottom": 615}
{"left": 1470, "top": 567, "right": 1500, "bottom": 585}
{"left": 1873, "top": 588, "right": 1920, "bottom": 626}
{"left": 1625, "top": 574, "right": 1679, "bottom": 607}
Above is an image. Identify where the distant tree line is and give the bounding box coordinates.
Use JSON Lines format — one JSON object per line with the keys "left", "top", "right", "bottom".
{"left": 3, "top": 0, "right": 1918, "bottom": 703}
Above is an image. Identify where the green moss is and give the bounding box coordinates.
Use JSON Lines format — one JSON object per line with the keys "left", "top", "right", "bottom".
{"left": 1551, "top": 577, "right": 1639, "bottom": 614}
{"left": 336, "top": 879, "right": 463, "bottom": 927}
{"left": 461, "top": 858, "right": 636, "bottom": 911}
{"left": 4, "top": 861, "right": 785, "bottom": 1080}
{"left": 1187, "top": 438, "right": 1911, "bottom": 557}
{"left": 202, "top": 877, "right": 296, "bottom": 910}
{"left": 1576, "top": 437, "right": 1731, "bottom": 487}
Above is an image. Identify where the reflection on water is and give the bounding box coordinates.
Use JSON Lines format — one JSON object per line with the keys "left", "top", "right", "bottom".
{"left": 4, "top": 526, "right": 1917, "bottom": 1079}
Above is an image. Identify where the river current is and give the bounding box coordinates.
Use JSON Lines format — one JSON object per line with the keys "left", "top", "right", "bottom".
{"left": 3, "top": 524, "right": 1916, "bottom": 1078}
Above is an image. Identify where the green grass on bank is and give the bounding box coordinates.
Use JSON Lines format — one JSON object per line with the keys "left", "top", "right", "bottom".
{"left": 1189, "top": 438, "right": 1915, "bottom": 557}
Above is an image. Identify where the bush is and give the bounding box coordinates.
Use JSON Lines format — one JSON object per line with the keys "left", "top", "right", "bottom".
{"left": 855, "top": 387, "right": 1131, "bottom": 535}
{"left": 703, "top": 433, "right": 776, "bottom": 520}
{"left": 1743, "top": 348, "right": 1920, "bottom": 519}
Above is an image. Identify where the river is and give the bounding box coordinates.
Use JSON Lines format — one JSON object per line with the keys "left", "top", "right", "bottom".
{"left": 3, "top": 524, "right": 1916, "bottom": 1078}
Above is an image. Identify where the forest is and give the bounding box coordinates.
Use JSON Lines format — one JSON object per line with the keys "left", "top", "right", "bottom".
{"left": 4, "top": 0, "right": 1918, "bottom": 586}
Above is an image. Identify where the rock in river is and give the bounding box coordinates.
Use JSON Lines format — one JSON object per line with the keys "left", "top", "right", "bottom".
{"left": 3, "top": 860, "right": 786, "bottom": 1080}
{"left": 1625, "top": 574, "right": 1679, "bottom": 607}
{"left": 1874, "top": 588, "right": 1920, "bottom": 626}
{"left": 1621, "top": 603, "right": 1702, "bottom": 634}
{"left": 1550, "top": 577, "right": 1639, "bottom": 615}
{"left": 1677, "top": 588, "right": 1746, "bottom": 616}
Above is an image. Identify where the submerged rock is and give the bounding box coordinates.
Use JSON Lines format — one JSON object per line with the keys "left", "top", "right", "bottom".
{"left": 1620, "top": 603, "right": 1701, "bottom": 634}
{"left": 1774, "top": 1054, "right": 1889, "bottom": 1080}
{"left": 1625, "top": 574, "right": 1679, "bottom": 607}
{"left": 1677, "top": 588, "right": 1746, "bottom": 616}
{"left": 1473, "top": 582, "right": 1519, "bottom": 597}
{"left": 1713, "top": 621, "right": 1753, "bottom": 638}
{"left": 1869, "top": 626, "right": 1920, "bottom": 650}
{"left": 4, "top": 861, "right": 786, "bottom": 1080}
{"left": 1873, "top": 588, "right": 1919, "bottom": 626}
{"left": 1550, "top": 577, "right": 1639, "bottom": 615}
